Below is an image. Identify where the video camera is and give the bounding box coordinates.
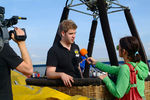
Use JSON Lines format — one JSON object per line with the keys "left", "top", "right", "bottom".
{"left": 0, "top": 6, "right": 27, "bottom": 52}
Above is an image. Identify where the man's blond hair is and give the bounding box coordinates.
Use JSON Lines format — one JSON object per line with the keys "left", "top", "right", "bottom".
{"left": 59, "top": 20, "right": 77, "bottom": 33}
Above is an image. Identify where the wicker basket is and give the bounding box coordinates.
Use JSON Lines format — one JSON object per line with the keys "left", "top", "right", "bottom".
{"left": 26, "top": 78, "right": 115, "bottom": 99}
{"left": 51, "top": 85, "right": 114, "bottom": 100}
{"left": 51, "top": 81, "right": 150, "bottom": 100}
{"left": 26, "top": 76, "right": 150, "bottom": 100}
{"left": 145, "top": 81, "right": 150, "bottom": 100}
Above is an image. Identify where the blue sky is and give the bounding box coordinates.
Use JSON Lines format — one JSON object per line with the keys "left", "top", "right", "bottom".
{"left": 1, "top": 0, "right": 150, "bottom": 64}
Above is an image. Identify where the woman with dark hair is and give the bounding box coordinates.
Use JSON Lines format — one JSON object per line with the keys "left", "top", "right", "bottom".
{"left": 87, "top": 36, "right": 149, "bottom": 99}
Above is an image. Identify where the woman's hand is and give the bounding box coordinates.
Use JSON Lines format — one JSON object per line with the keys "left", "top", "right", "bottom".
{"left": 87, "top": 57, "right": 97, "bottom": 65}
{"left": 98, "top": 73, "right": 108, "bottom": 80}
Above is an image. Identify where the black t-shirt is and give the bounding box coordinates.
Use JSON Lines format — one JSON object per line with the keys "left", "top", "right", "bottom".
{"left": 0, "top": 43, "right": 23, "bottom": 100}
{"left": 46, "top": 42, "right": 81, "bottom": 78}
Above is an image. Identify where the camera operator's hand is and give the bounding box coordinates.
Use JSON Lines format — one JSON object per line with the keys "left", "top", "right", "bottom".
{"left": 11, "top": 27, "right": 25, "bottom": 43}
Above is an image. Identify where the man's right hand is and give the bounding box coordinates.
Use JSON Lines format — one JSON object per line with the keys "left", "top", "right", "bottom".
{"left": 60, "top": 73, "right": 74, "bottom": 87}
{"left": 11, "top": 27, "right": 25, "bottom": 43}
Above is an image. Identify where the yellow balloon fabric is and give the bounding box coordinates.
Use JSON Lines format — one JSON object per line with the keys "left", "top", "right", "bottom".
{"left": 11, "top": 70, "right": 26, "bottom": 85}
{"left": 12, "top": 85, "right": 71, "bottom": 100}
{"left": 11, "top": 70, "right": 90, "bottom": 100}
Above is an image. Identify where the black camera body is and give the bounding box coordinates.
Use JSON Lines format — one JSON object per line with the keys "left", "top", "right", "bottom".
{"left": 9, "top": 28, "right": 27, "bottom": 41}
{"left": 0, "top": 6, "right": 27, "bottom": 52}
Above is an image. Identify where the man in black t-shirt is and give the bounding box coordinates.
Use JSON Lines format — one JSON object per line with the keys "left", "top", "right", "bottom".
{"left": 0, "top": 27, "right": 33, "bottom": 100}
{"left": 46, "top": 20, "right": 83, "bottom": 87}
